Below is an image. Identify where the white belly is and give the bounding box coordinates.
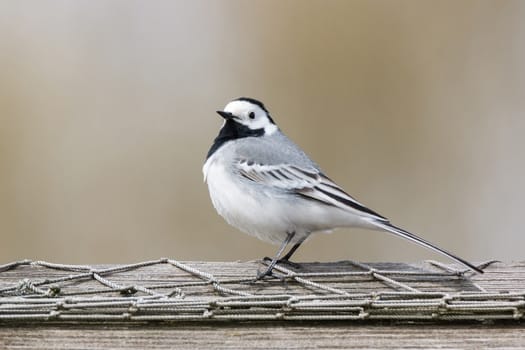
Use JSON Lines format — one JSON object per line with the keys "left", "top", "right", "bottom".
{"left": 203, "top": 156, "right": 365, "bottom": 245}
{"left": 204, "top": 157, "right": 293, "bottom": 244}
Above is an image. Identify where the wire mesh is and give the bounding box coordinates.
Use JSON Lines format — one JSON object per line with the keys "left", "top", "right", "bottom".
{"left": 0, "top": 259, "right": 523, "bottom": 322}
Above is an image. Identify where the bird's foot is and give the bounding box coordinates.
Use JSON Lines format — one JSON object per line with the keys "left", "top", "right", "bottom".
{"left": 243, "top": 266, "right": 278, "bottom": 284}
{"left": 248, "top": 258, "right": 295, "bottom": 283}
{"left": 255, "top": 266, "right": 275, "bottom": 281}
{"left": 262, "top": 256, "right": 302, "bottom": 270}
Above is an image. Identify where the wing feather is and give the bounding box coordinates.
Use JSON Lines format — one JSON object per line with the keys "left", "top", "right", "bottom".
{"left": 236, "top": 160, "right": 387, "bottom": 221}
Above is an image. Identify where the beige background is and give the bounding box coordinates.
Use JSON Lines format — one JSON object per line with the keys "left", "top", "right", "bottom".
{"left": 1, "top": 0, "right": 523, "bottom": 265}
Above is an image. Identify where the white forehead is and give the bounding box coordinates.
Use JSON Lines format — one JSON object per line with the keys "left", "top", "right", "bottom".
{"left": 223, "top": 100, "right": 266, "bottom": 116}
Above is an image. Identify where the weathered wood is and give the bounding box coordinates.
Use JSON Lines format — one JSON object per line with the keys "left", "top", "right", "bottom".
{"left": 2, "top": 260, "right": 524, "bottom": 297}
{"left": 1, "top": 322, "right": 525, "bottom": 349}
{"left": 0, "top": 260, "right": 524, "bottom": 349}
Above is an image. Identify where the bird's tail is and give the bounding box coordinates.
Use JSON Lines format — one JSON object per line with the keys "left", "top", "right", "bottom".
{"left": 371, "top": 221, "right": 483, "bottom": 274}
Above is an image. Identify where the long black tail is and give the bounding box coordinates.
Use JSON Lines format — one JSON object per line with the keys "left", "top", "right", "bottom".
{"left": 373, "top": 221, "right": 483, "bottom": 274}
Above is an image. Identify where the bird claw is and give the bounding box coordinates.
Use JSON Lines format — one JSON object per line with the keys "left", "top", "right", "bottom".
{"left": 262, "top": 256, "right": 301, "bottom": 269}
{"left": 249, "top": 257, "right": 301, "bottom": 283}
{"left": 243, "top": 267, "right": 275, "bottom": 284}
{"left": 256, "top": 269, "right": 273, "bottom": 280}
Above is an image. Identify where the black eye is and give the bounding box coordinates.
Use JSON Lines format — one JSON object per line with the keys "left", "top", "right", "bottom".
{"left": 248, "top": 112, "right": 255, "bottom": 119}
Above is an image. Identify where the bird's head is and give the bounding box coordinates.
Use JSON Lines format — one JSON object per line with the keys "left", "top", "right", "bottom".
{"left": 216, "top": 97, "right": 278, "bottom": 135}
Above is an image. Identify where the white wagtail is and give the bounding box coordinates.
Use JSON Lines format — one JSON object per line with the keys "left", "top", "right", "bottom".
{"left": 203, "top": 97, "right": 483, "bottom": 279}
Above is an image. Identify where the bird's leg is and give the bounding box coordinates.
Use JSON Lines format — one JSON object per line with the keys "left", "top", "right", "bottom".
{"left": 275, "top": 238, "right": 306, "bottom": 269}
{"left": 281, "top": 237, "right": 305, "bottom": 261}
{"left": 256, "top": 231, "right": 295, "bottom": 281}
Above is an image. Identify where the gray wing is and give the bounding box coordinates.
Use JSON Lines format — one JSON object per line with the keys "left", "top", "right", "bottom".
{"left": 232, "top": 131, "right": 322, "bottom": 169}
{"left": 236, "top": 160, "right": 388, "bottom": 221}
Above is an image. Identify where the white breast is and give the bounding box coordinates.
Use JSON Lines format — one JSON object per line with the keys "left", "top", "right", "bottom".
{"left": 203, "top": 154, "right": 299, "bottom": 244}
{"left": 203, "top": 152, "right": 366, "bottom": 245}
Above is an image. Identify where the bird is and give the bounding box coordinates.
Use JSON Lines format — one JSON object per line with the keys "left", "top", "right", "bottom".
{"left": 203, "top": 97, "right": 483, "bottom": 279}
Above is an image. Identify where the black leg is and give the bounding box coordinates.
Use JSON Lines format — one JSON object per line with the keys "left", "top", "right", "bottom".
{"left": 281, "top": 239, "right": 304, "bottom": 261}
{"left": 256, "top": 231, "right": 295, "bottom": 281}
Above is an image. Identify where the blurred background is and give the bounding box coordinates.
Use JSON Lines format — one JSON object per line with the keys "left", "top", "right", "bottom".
{"left": 1, "top": 0, "right": 524, "bottom": 264}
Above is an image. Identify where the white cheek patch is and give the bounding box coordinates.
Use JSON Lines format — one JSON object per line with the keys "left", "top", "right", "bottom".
{"left": 239, "top": 117, "right": 264, "bottom": 129}
{"left": 236, "top": 117, "right": 275, "bottom": 132}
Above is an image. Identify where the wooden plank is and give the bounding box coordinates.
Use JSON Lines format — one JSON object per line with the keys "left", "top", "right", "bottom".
{"left": 0, "top": 260, "right": 524, "bottom": 349}
{"left": 2, "top": 260, "right": 524, "bottom": 297}
{"left": 1, "top": 322, "right": 525, "bottom": 349}
{"left": 0, "top": 260, "right": 524, "bottom": 322}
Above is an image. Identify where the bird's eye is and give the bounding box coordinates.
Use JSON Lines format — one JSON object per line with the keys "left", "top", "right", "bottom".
{"left": 248, "top": 112, "right": 255, "bottom": 119}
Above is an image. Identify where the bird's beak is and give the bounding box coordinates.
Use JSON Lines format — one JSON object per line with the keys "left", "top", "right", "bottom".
{"left": 216, "top": 110, "right": 234, "bottom": 120}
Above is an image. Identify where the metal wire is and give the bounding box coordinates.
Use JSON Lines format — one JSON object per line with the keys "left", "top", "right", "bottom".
{"left": 0, "top": 259, "right": 522, "bottom": 322}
